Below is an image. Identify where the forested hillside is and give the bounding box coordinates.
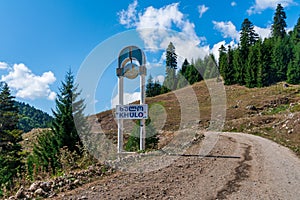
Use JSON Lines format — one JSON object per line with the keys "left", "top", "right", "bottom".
{"left": 146, "top": 4, "right": 300, "bottom": 98}
{"left": 16, "top": 102, "right": 53, "bottom": 132}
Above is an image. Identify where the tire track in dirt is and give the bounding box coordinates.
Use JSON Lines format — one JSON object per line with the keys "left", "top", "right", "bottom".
{"left": 215, "top": 144, "right": 252, "bottom": 199}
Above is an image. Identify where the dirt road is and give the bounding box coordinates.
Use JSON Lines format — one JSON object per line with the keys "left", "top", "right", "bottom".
{"left": 56, "top": 131, "right": 300, "bottom": 200}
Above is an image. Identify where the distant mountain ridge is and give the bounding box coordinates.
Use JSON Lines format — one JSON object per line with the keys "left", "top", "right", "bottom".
{"left": 15, "top": 101, "right": 53, "bottom": 133}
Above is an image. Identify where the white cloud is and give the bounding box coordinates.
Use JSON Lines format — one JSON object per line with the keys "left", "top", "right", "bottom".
{"left": 231, "top": 2, "right": 237, "bottom": 7}
{"left": 0, "top": 62, "right": 8, "bottom": 70}
{"left": 138, "top": 3, "right": 210, "bottom": 61}
{"left": 1, "top": 63, "right": 56, "bottom": 100}
{"left": 254, "top": 25, "right": 272, "bottom": 39}
{"left": 154, "top": 75, "right": 165, "bottom": 83}
{"left": 213, "top": 21, "right": 239, "bottom": 42}
{"left": 247, "top": 0, "right": 295, "bottom": 15}
{"left": 118, "top": 0, "right": 138, "bottom": 28}
{"left": 198, "top": 5, "right": 209, "bottom": 18}
{"left": 111, "top": 92, "right": 140, "bottom": 108}
{"left": 210, "top": 40, "right": 237, "bottom": 63}
{"left": 118, "top": 1, "right": 210, "bottom": 64}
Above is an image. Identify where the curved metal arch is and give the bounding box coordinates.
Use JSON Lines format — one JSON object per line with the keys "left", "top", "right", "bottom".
{"left": 118, "top": 46, "right": 146, "bottom": 69}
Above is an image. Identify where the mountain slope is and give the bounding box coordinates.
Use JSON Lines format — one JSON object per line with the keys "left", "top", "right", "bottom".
{"left": 94, "top": 79, "right": 300, "bottom": 156}
{"left": 16, "top": 101, "right": 53, "bottom": 132}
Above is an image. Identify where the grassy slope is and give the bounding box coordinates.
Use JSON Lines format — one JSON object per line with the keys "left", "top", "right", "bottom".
{"left": 95, "top": 79, "right": 300, "bottom": 156}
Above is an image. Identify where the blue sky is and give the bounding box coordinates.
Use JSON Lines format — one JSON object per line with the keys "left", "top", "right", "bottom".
{"left": 0, "top": 0, "right": 299, "bottom": 115}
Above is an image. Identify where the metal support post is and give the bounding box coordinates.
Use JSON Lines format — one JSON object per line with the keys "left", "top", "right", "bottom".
{"left": 117, "top": 76, "right": 124, "bottom": 153}
{"left": 140, "top": 69, "right": 146, "bottom": 151}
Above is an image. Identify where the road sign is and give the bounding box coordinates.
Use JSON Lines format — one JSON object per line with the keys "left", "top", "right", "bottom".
{"left": 116, "top": 104, "right": 148, "bottom": 119}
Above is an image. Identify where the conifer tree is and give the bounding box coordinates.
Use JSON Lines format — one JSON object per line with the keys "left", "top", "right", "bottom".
{"left": 30, "top": 70, "right": 86, "bottom": 175}
{"left": 271, "top": 4, "right": 287, "bottom": 38}
{"left": 287, "top": 17, "right": 300, "bottom": 84}
{"left": 146, "top": 75, "right": 162, "bottom": 97}
{"left": 287, "top": 44, "right": 300, "bottom": 84}
{"left": 163, "top": 42, "right": 178, "bottom": 91}
{"left": 245, "top": 44, "right": 259, "bottom": 88}
{"left": 52, "top": 70, "right": 83, "bottom": 154}
{"left": 0, "top": 82, "right": 23, "bottom": 192}
{"left": 257, "top": 38, "right": 273, "bottom": 87}
{"left": 238, "top": 18, "right": 259, "bottom": 85}
{"left": 176, "top": 59, "right": 189, "bottom": 89}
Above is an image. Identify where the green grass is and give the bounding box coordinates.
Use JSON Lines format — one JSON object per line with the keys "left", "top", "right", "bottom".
{"left": 290, "top": 104, "right": 300, "bottom": 113}
{"left": 262, "top": 104, "right": 289, "bottom": 115}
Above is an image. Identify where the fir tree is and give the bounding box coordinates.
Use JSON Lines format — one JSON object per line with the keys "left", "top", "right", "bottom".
{"left": 163, "top": 42, "right": 178, "bottom": 92}
{"left": 245, "top": 44, "right": 259, "bottom": 88}
{"left": 176, "top": 59, "right": 189, "bottom": 89}
{"left": 238, "top": 18, "right": 259, "bottom": 85}
{"left": 166, "top": 42, "right": 177, "bottom": 70}
{"left": 271, "top": 36, "right": 293, "bottom": 82}
{"left": 0, "top": 83, "right": 23, "bottom": 192}
{"left": 271, "top": 4, "right": 287, "bottom": 39}
{"left": 287, "top": 44, "right": 300, "bottom": 84}
{"left": 52, "top": 70, "right": 83, "bottom": 154}
{"left": 146, "top": 75, "right": 162, "bottom": 97}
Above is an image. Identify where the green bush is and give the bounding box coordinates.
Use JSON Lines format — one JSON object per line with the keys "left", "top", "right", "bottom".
{"left": 125, "top": 119, "right": 159, "bottom": 152}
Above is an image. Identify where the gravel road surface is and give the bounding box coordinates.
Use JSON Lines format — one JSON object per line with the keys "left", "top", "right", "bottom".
{"left": 55, "top": 131, "right": 300, "bottom": 200}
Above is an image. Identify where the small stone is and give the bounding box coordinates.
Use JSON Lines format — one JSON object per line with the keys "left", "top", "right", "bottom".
{"left": 34, "top": 188, "right": 47, "bottom": 197}
{"left": 74, "top": 179, "right": 80, "bottom": 185}
{"left": 29, "top": 182, "right": 40, "bottom": 191}
{"left": 15, "top": 186, "right": 25, "bottom": 199}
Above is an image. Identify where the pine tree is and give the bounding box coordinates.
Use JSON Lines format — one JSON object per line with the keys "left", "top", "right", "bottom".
{"left": 176, "top": 59, "right": 189, "bottom": 89}
{"left": 232, "top": 46, "right": 244, "bottom": 84}
{"left": 291, "top": 17, "right": 300, "bottom": 44}
{"left": 30, "top": 70, "right": 86, "bottom": 175}
{"left": 287, "top": 44, "right": 300, "bottom": 84}
{"left": 245, "top": 44, "right": 259, "bottom": 88}
{"left": 271, "top": 4, "right": 287, "bottom": 39}
{"left": 219, "top": 44, "right": 227, "bottom": 78}
{"left": 166, "top": 42, "right": 177, "bottom": 70}
{"left": 271, "top": 36, "right": 293, "bottom": 82}
{"left": 0, "top": 82, "right": 23, "bottom": 192}
{"left": 146, "top": 75, "right": 154, "bottom": 97}
{"left": 286, "top": 18, "right": 300, "bottom": 84}
{"left": 146, "top": 75, "right": 162, "bottom": 97}
{"left": 257, "top": 38, "right": 274, "bottom": 87}
{"left": 52, "top": 70, "right": 83, "bottom": 154}
{"left": 238, "top": 19, "right": 259, "bottom": 85}
{"left": 163, "top": 42, "right": 178, "bottom": 91}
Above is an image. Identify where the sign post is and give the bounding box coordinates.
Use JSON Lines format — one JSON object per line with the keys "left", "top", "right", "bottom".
{"left": 116, "top": 46, "right": 147, "bottom": 153}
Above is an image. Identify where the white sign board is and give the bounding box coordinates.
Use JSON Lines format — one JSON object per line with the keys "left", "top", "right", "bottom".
{"left": 116, "top": 104, "right": 148, "bottom": 119}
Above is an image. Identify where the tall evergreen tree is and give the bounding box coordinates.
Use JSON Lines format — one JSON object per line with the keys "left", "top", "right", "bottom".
{"left": 163, "top": 42, "right": 178, "bottom": 91}
{"left": 238, "top": 18, "right": 259, "bottom": 84}
{"left": 257, "top": 38, "right": 274, "bottom": 87}
{"left": 166, "top": 42, "right": 178, "bottom": 70}
{"left": 287, "top": 18, "right": 300, "bottom": 84}
{"left": 271, "top": 36, "right": 293, "bottom": 82}
{"left": 52, "top": 70, "right": 83, "bottom": 154}
{"left": 0, "top": 83, "right": 23, "bottom": 192}
{"left": 176, "top": 58, "right": 190, "bottom": 89}
{"left": 218, "top": 44, "right": 227, "bottom": 78}
{"left": 146, "top": 75, "right": 162, "bottom": 97}
{"left": 245, "top": 43, "right": 259, "bottom": 88}
{"left": 287, "top": 44, "right": 300, "bottom": 84}
{"left": 271, "top": 4, "right": 287, "bottom": 38}
{"left": 30, "top": 70, "right": 86, "bottom": 175}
